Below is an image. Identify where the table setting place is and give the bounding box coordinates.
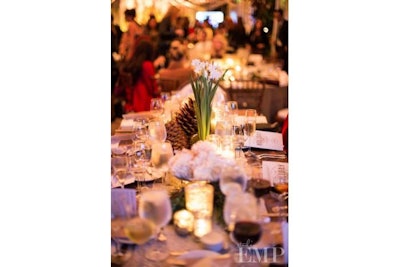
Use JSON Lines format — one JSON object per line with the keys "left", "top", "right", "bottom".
{"left": 111, "top": 61, "right": 288, "bottom": 266}
{"left": 111, "top": 116, "right": 288, "bottom": 266}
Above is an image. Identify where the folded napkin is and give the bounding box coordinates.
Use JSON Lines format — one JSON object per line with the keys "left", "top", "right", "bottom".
{"left": 111, "top": 188, "right": 136, "bottom": 217}
{"left": 119, "top": 119, "right": 134, "bottom": 131}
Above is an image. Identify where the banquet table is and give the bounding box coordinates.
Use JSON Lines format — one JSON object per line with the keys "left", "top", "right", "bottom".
{"left": 111, "top": 148, "right": 288, "bottom": 267}
{"left": 221, "top": 82, "right": 288, "bottom": 123}
{"left": 111, "top": 110, "right": 288, "bottom": 266}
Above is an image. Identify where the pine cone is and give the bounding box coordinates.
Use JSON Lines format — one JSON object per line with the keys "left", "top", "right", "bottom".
{"left": 165, "top": 119, "right": 190, "bottom": 151}
{"left": 175, "top": 98, "right": 198, "bottom": 138}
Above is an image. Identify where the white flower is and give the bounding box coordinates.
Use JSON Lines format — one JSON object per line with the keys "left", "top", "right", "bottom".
{"left": 207, "top": 62, "right": 224, "bottom": 80}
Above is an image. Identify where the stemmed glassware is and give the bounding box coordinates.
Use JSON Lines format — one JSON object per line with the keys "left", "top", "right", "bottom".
{"left": 148, "top": 119, "right": 167, "bottom": 143}
{"left": 224, "top": 100, "right": 239, "bottom": 130}
{"left": 133, "top": 118, "right": 149, "bottom": 141}
{"left": 271, "top": 164, "right": 289, "bottom": 220}
{"left": 150, "top": 98, "right": 164, "bottom": 117}
{"left": 111, "top": 155, "right": 134, "bottom": 189}
{"left": 219, "top": 164, "right": 248, "bottom": 195}
{"left": 111, "top": 212, "right": 132, "bottom": 264}
{"left": 138, "top": 188, "right": 172, "bottom": 261}
{"left": 151, "top": 141, "right": 174, "bottom": 186}
{"left": 111, "top": 189, "right": 136, "bottom": 265}
{"left": 230, "top": 192, "right": 262, "bottom": 246}
{"left": 132, "top": 140, "right": 152, "bottom": 192}
{"left": 243, "top": 109, "right": 257, "bottom": 157}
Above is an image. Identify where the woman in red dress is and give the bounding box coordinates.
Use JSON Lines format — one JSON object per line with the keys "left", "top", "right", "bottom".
{"left": 122, "top": 38, "right": 160, "bottom": 113}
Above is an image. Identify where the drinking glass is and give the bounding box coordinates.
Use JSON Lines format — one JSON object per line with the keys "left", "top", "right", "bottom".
{"left": 138, "top": 188, "right": 172, "bottom": 261}
{"left": 132, "top": 140, "right": 152, "bottom": 191}
{"left": 219, "top": 164, "right": 247, "bottom": 195}
{"left": 150, "top": 98, "right": 164, "bottom": 117}
{"left": 151, "top": 141, "right": 174, "bottom": 185}
{"left": 224, "top": 100, "right": 239, "bottom": 126}
{"left": 270, "top": 164, "right": 288, "bottom": 221}
{"left": 248, "top": 165, "right": 271, "bottom": 220}
{"left": 111, "top": 155, "right": 133, "bottom": 189}
{"left": 231, "top": 192, "right": 262, "bottom": 246}
{"left": 111, "top": 213, "right": 132, "bottom": 264}
{"left": 148, "top": 119, "right": 167, "bottom": 143}
{"left": 133, "top": 118, "right": 149, "bottom": 141}
{"left": 243, "top": 109, "right": 257, "bottom": 157}
{"left": 111, "top": 188, "right": 136, "bottom": 265}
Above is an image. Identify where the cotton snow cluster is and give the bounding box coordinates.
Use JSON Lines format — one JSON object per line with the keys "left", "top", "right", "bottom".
{"left": 168, "top": 140, "right": 236, "bottom": 182}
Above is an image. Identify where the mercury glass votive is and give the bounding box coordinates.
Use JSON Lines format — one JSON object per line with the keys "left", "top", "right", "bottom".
{"left": 173, "top": 209, "right": 194, "bottom": 236}
{"left": 193, "top": 210, "right": 212, "bottom": 238}
{"left": 184, "top": 182, "right": 214, "bottom": 237}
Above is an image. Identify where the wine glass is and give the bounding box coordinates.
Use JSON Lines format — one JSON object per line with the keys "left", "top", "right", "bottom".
{"left": 248, "top": 165, "right": 271, "bottom": 220}
{"left": 111, "top": 213, "right": 132, "bottom": 265}
{"left": 150, "top": 98, "right": 164, "bottom": 117}
{"left": 133, "top": 118, "right": 149, "bottom": 141}
{"left": 223, "top": 190, "right": 244, "bottom": 232}
{"left": 111, "top": 188, "right": 136, "bottom": 265}
{"left": 148, "top": 119, "right": 167, "bottom": 143}
{"left": 111, "top": 155, "right": 134, "bottom": 189}
{"left": 151, "top": 141, "right": 174, "bottom": 185}
{"left": 132, "top": 140, "right": 152, "bottom": 192}
{"left": 270, "top": 164, "right": 288, "bottom": 221}
{"left": 219, "top": 164, "right": 247, "bottom": 196}
{"left": 243, "top": 109, "right": 257, "bottom": 157}
{"left": 138, "top": 188, "right": 172, "bottom": 261}
{"left": 231, "top": 192, "right": 262, "bottom": 246}
{"left": 224, "top": 100, "right": 239, "bottom": 129}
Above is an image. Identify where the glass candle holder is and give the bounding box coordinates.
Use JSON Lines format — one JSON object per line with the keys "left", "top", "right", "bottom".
{"left": 173, "top": 209, "right": 194, "bottom": 236}
{"left": 184, "top": 182, "right": 214, "bottom": 237}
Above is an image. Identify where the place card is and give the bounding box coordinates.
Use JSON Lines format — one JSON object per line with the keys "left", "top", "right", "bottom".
{"left": 244, "top": 130, "right": 283, "bottom": 150}
{"left": 111, "top": 188, "right": 137, "bottom": 217}
{"left": 262, "top": 161, "right": 288, "bottom": 182}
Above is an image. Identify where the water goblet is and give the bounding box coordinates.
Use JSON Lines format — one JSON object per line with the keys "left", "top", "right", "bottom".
{"left": 151, "top": 141, "right": 174, "bottom": 185}
{"left": 150, "top": 98, "right": 164, "bottom": 117}
{"left": 132, "top": 140, "right": 152, "bottom": 191}
{"left": 133, "top": 118, "right": 149, "bottom": 141}
{"left": 111, "top": 188, "right": 136, "bottom": 265}
{"left": 148, "top": 119, "right": 167, "bottom": 143}
{"left": 111, "top": 155, "right": 133, "bottom": 189}
{"left": 219, "top": 164, "right": 248, "bottom": 196}
{"left": 138, "top": 188, "right": 172, "bottom": 261}
{"left": 224, "top": 100, "right": 239, "bottom": 126}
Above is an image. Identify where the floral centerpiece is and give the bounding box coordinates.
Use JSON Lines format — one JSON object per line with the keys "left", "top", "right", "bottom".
{"left": 190, "top": 59, "right": 227, "bottom": 141}
{"left": 168, "top": 140, "right": 245, "bottom": 226}
{"left": 168, "top": 140, "right": 238, "bottom": 182}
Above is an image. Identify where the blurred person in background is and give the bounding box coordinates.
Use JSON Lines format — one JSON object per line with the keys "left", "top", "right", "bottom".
{"left": 111, "top": 14, "right": 123, "bottom": 121}
{"left": 158, "top": 38, "right": 194, "bottom": 89}
{"left": 158, "top": 5, "right": 184, "bottom": 57}
{"left": 120, "top": 38, "right": 161, "bottom": 113}
{"left": 248, "top": 18, "right": 270, "bottom": 56}
{"left": 118, "top": 9, "right": 143, "bottom": 63}
{"left": 274, "top": 9, "right": 288, "bottom": 73}
{"left": 143, "top": 14, "right": 160, "bottom": 57}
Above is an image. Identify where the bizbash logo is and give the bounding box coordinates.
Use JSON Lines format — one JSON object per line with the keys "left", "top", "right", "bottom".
{"left": 233, "top": 240, "right": 285, "bottom": 263}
